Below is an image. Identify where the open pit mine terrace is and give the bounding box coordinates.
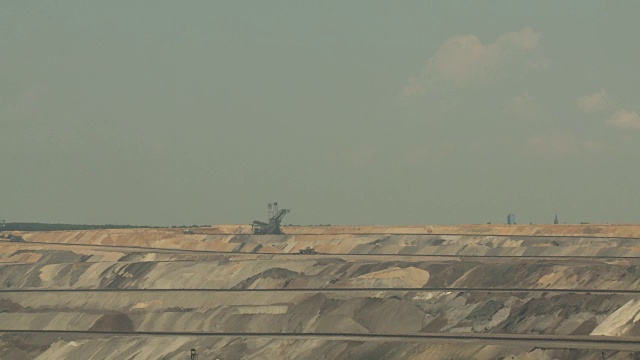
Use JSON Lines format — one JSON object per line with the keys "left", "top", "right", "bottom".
{"left": 2, "top": 224, "right": 640, "bottom": 359}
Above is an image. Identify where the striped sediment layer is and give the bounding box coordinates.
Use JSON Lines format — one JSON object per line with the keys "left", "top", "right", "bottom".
{"left": 0, "top": 256, "right": 639, "bottom": 291}
{"left": 1, "top": 225, "right": 640, "bottom": 359}
{"left": 210, "top": 224, "right": 640, "bottom": 237}
{"left": 2, "top": 290, "right": 640, "bottom": 337}
{"left": 10, "top": 227, "right": 640, "bottom": 258}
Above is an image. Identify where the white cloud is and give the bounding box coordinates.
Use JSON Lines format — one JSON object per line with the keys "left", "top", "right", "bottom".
{"left": 505, "top": 92, "right": 536, "bottom": 117}
{"left": 577, "top": 90, "right": 611, "bottom": 114}
{"left": 401, "top": 27, "right": 547, "bottom": 96}
{"left": 526, "top": 133, "right": 608, "bottom": 158}
{"left": 606, "top": 110, "right": 640, "bottom": 129}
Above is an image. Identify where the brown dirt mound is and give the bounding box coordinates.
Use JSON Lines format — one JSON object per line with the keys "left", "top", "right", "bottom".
{"left": 88, "top": 314, "right": 134, "bottom": 332}
{"left": 0, "top": 299, "right": 23, "bottom": 313}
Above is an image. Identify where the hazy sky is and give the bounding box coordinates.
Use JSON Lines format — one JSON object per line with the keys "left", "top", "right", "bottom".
{"left": 2, "top": 2, "right": 639, "bottom": 226}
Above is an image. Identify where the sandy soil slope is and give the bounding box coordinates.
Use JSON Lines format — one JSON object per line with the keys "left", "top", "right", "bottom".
{"left": 1, "top": 225, "right": 640, "bottom": 359}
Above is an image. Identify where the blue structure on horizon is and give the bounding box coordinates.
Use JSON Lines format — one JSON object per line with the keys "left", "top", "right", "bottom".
{"left": 507, "top": 214, "right": 516, "bottom": 225}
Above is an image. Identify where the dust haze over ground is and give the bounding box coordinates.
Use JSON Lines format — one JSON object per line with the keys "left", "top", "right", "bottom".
{"left": 1, "top": 225, "right": 640, "bottom": 359}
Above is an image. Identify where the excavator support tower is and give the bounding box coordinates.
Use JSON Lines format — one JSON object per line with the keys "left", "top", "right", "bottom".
{"left": 252, "top": 202, "right": 290, "bottom": 235}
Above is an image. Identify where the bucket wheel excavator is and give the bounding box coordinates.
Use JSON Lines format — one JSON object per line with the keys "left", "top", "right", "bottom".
{"left": 252, "top": 202, "right": 290, "bottom": 235}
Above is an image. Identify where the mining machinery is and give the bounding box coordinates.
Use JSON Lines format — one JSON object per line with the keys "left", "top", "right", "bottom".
{"left": 299, "top": 246, "right": 316, "bottom": 254}
{"left": 5, "top": 234, "right": 24, "bottom": 242}
{"left": 252, "top": 202, "right": 290, "bottom": 235}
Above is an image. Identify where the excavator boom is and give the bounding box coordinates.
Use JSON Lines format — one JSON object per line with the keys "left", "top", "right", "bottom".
{"left": 252, "top": 203, "right": 290, "bottom": 235}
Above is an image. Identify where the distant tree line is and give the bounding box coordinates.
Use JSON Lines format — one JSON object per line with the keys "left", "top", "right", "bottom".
{"left": 1, "top": 223, "right": 217, "bottom": 232}
{"left": 1, "top": 223, "right": 158, "bottom": 232}
{"left": 170, "top": 225, "right": 211, "bottom": 229}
